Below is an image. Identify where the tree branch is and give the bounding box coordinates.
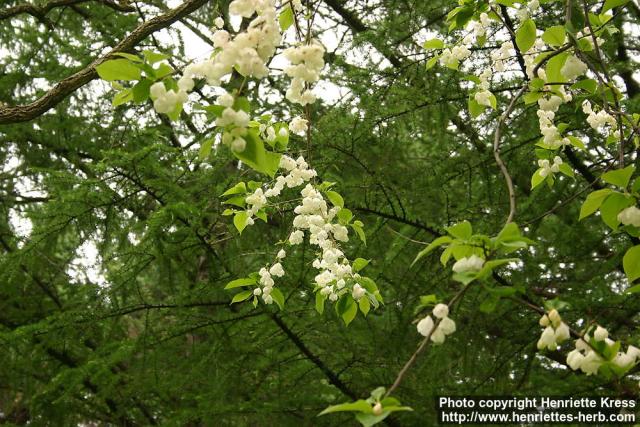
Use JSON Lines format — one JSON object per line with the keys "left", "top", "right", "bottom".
{"left": 0, "top": 0, "right": 210, "bottom": 125}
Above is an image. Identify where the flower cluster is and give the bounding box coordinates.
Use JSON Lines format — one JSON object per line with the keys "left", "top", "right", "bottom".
{"left": 536, "top": 309, "right": 570, "bottom": 351}
{"left": 439, "top": 45, "right": 471, "bottom": 69}
{"left": 490, "top": 41, "right": 514, "bottom": 73}
{"left": 566, "top": 326, "right": 640, "bottom": 375}
{"left": 243, "top": 154, "right": 317, "bottom": 223}
{"left": 582, "top": 101, "right": 618, "bottom": 137}
{"left": 618, "top": 206, "right": 640, "bottom": 227}
{"left": 215, "top": 91, "right": 252, "bottom": 152}
{"left": 283, "top": 42, "right": 325, "bottom": 105}
{"left": 536, "top": 87, "right": 573, "bottom": 149}
{"left": 149, "top": 81, "right": 188, "bottom": 115}
{"left": 291, "top": 185, "right": 358, "bottom": 302}
{"left": 515, "top": 0, "right": 540, "bottom": 21}
{"left": 537, "top": 156, "right": 563, "bottom": 178}
{"left": 150, "top": 0, "right": 281, "bottom": 117}
{"left": 417, "top": 303, "right": 456, "bottom": 344}
{"left": 254, "top": 249, "right": 286, "bottom": 304}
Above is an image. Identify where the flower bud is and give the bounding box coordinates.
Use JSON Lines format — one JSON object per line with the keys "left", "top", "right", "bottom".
{"left": 372, "top": 402, "right": 383, "bottom": 416}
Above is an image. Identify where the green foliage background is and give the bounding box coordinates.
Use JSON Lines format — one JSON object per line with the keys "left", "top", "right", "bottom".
{"left": 0, "top": 0, "right": 639, "bottom": 424}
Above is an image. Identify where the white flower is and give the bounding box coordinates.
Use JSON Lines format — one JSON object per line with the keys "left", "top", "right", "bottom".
{"left": 593, "top": 326, "right": 608, "bottom": 342}
{"left": 561, "top": 55, "right": 587, "bottom": 80}
{"left": 537, "top": 326, "right": 556, "bottom": 350}
{"left": 289, "top": 230, "right": 304, "bottom": 245}
{"left": 548, "top": 309, "right": 561, "bottom": 326}
{"left": 277, "top": 249, "right": 286, "bottom": 259}
{"left": 567, "top": 349, "right": 585, "bottom": 370}
{"left": 417, "top": 315, "right": 434, "bottom": 337}
{"left": 433, "top": 303, "right": 449, "bottom": 319}
{"left": 290, "top": 116, "right": 308, "bottom": 135}
{"left": 618, "top": 206, "right": 640, "bottom": 227}
{"left": 253, "top": 287, "right": 262, "bottom": 296}
{"left": 269, "top": 262, "right": 285, "bottom": 277}
{"left": 217, "top": 92, "right": 235, "bottom": 108}
{"left": 439, "top": 316, "right": 456, "bottom": 335}
{"left": 452, "top": 255, "right": 484, "bottom": 273}
{"left": 613, "top": 352, "right": 635, "bottom": 369}
{"left": 627, "top": 345, "right": 640, "bottom": 360}
{"left": 214, "top": 16, "right": 224, "bottom": 28}
{"left": 580, "top": 351, "right": 602, "bottom": 375}
{"left": 474, "top": 90, "right": 493, "bottom": 107}
{"left": 554, "top": 322, "right": 570, "bottom": 343}
{"left": 539, "top": 314, "right": 550, "bottom": 327}
{"left": 430, "top": 328, "right": 446, "bottom": 344}
{"left": 352, "top": 284, "right": 366, "bottom": 300}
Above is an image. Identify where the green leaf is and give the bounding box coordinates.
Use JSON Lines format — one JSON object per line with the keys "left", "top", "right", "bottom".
{"left": 233, "top": 211, "right": 249, "bottom": 234}
{"left": 602, "top": 165, "right": 635, "bottom": 188}
{"left": 412, "top": 236, "right": 452, "bottom": 266}
{"left": 231, "top": 290, "right": 253, "bottom": 304}
{"left": 143, "top": 50, "right": 170, "bottom": 64}
{"left": 623, "top": 245, "right": 640, "bottom": 283}
{"left": 353, "top": 258, "right": 370, "bottom": 272}
{"left": 351, "top": 221, "right": 366, "bottom": 245}
{"left": 270, "top": 288, "right": 285, "bottom": 310}
{"left": 541, "top": 25, "right": 566, "bottom": 46}
{"left": 566, "top": 135, "right": 586, "bottom": 150}
{"left": 279, "top": 4, "right": 294, "bottom": 31}
{"left": 318, "top": 400, "right": 372, "bottom": 416}
{"left": 523, "top": 92, "right": 543, "bottom": 104}
{"left": 468, "top": 96, "right": 486, "bottom": 118}
{"left": 337, "top": 208, "right": 353, "bottom": 224}
{"left": 232, "top": 130, "right": 281, "bottom": 177}
{"left": 570, "top": 79, "right": 597, "bottom": 94}
{"left": 222, "top": 182, "right": 247, "bottom": 197}
{"left": 603, "top": 0, "right": 629, "bottom": 13}
{"left": 425, "top": 55, "right": 439, "bottom": 70}
{"left": 113, "top": 52, "right": 142, "bottom": 62}
{"left": 579, "top": 189, "right": 612, "bottom": 220}
{"left": 326, "top": 190, "right": 344, "bottom": 208}
{"left": 496, "top": 222, "right": 520, "bottom": 241}
{"left": 545, "top": 52, "right": 569, "bottom": 83}
{"left": 516, "top": 19, "right": 537, "bottom": 53}
{"left": 341, "top": 298, "right": 357, "bottom": 326}
{"left": 315, "top": 292, "right": 326, "bottom": 314}
{"left": 225, "top": 277, "right": 256, "bottom": 289}
{"left": 558, "top": 163, "right": 574, "bottom": 177}
{"left": 600, "top": 192, "right": 633, "bottom": 230}
{"left": 199, "top": 138, "right": 214, "bottom": 161}
{"left": 356, "top": 412, "right": 390, "bottom": 427}
{"left": 358, "top": 297, "right": 370, "bottom": 316}
{"left": 446, "top": 221, "right": 472, "bottom": 239}
{"left": 153, "top": 63, "right": 173, "bottom": 79}
{"left": 233, "top": 97, "right": 251, "bottom": 113}
{"left": 223, "top": 196, "right": 246, "bottom": 208}
{"left": 423, "top": 39, "right": 444, "bottom": 49}
{"left": 112, "top": 88, "right": 133, "bottom": 106}
{"left": 132, "top": 79, "right": 152, "bottom": 103}
{"left": 96, "top": 59, "right": 141, "bottom": 81}
{"left": 531, "top": 169, "right": 545, "bottom": 189}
